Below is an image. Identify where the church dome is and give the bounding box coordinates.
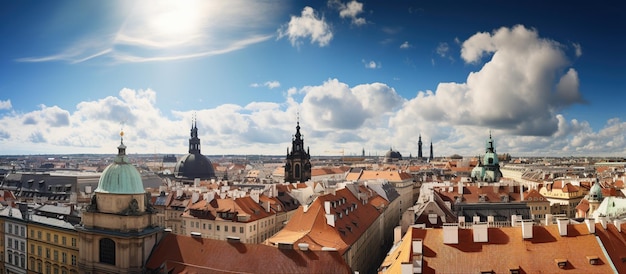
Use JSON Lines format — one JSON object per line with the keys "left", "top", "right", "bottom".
{"left": 174, "top": 153, "right": 216, "bottom": 179}
{"left": 174, "top": 119, "right": 216, "bottom": 180}
{"left": 384, "top": 148, "right": 403, "bottom": 162}
{"left": 588, "top": 182, "right": 603, "bottom": 201}
{"left": 95, "top": 133, "right": 145, "bottom": 194}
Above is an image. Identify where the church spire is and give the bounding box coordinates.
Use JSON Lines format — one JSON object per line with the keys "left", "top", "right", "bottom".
{"left": 418, "top": 134, "right": 423, "bottom": 159}
{"left": 188, "top": 114, "right": 201, "bottom": 154}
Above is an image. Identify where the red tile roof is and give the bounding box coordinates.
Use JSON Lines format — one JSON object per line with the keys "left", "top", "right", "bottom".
{"left": 146, "top": 233, "right": 352, "bottom": 273}
{"left": 594, "top": 222, "right": 626, "bottom": 273}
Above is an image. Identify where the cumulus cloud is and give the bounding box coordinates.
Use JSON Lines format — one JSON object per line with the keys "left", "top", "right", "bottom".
{"left": 399, "top": 25, "right": 584, "bottom": 137}
{"left": 400, "top": 41, "right": 411, "bottom": 49}
{"left": 0, "top": 99, "right": 12, "bottom": 110}
{"left": 278, "top": 6, "right": 333, "bottom": 47}
{"left": 330, "top": 0, "right": 367, "bottom": 26}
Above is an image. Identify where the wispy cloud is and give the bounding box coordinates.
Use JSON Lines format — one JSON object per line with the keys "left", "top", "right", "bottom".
{"left": 362, "top": 59, "right": 381, "bottom": 69}
{"left": 17, "top": 1, "right": 279, "bottom": 64}
{"left": 251, "top": 81, "right": 281, "bottom": 89}
{"left": 400, "top": 41, "right": 411, "bottom": 49}
{"left": 572, "top": 42, "right": 582, "bottom": 57}
{"left": 436, "top": 42, "right": 449, "bottom": 57}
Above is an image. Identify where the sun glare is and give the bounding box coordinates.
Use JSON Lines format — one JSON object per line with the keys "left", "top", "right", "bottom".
{"left": 150, "top": 1, "right": 203, "bottom": 40}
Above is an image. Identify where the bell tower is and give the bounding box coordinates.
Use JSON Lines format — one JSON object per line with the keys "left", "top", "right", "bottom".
{"left": 284, "top": 117, "right": 311, "bottom": 183}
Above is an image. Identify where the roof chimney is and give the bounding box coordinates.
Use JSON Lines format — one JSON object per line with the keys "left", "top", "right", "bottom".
{"left": 599, "top": 216, "right": 608, "bottom": 229}
{"left": 614, "top": 219, "right": 624, "bottom": 232}
{"left": 412, "top": 239, "right": 423, "bottom": 274}
{"left": 298, "top": 243, "right": 309, "bottom": 251}
{"left": 557, "top": 218, "right": 569, "bottom": 236}
{"left": 458, "top": 181, "right": 463, "bottom": 195}
{"left": 443, "top": 223, "right": 459, "bottom": 244}
{"left": 521, "top": 220, "right": 533, "bottom": 239}
{"left": 545, "top": 214, "right": 553, "bottom": 226}
{"left": 585, "top": 218, "right": 595, "bottom": 234}
{"left": 473, "top": 223, "right": 488, "bottom": 243}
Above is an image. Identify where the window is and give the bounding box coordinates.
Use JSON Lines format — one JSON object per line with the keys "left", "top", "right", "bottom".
{"left": 21, "top": 242, "right": 25, "bottom": 252}
{"left": 225, "top": 226, "right": 228, "bottom": 232}
{"left": 38, "top": 231, "right": 42, "bottom": 239}
{"left": 203, "top": 223, "right": 206, "bottom": 230}
{"left": 217, "top": 225, "right": 220, "bottom": 231}
{"left": 240, "top": 227, "right": 244, "bottom": 234}
{"left": 54, "top": 250, "right": 58, "bottom": 261}
{"left": 31, "top": 244, "right": 34, "bottom": 254}
{"left": 30, "top": 230, "right": 34, "bottom": 238}
{"left": 62, "top": 237, "right": 66, "bottom": 245}
{"left": 46, "top": 248, "right": 50, "bottom": 259}
{"left": 54, "top": 235, "right": 58, "bottom": 243}
{"left": 8, "top": 239, "right": 12, "bottom": 248}
{"left": 21, "top": 227, "right": 25, "bottom": 237}
{"left": 99, "top": 238, "right": 116, "bottom": 265}
{"left": 62, "top": 252, "right": 66, "bottom": 263}
{"left": 71, "top": 255, "right": 76, "bottom": 266}
{"left": 8, "top": 224, "right": 12, "bottom": 234}
{"left": 38, "top": 246, "right": 42, "bottom": 256}
{"left": 71, "top": 238, "right": 76, "bottom": 247}
{"left": 47, "top": 233, "right": 50, "bottom": 242}
{"left": 208, "top": 224, "right": 212, "bottom": 230}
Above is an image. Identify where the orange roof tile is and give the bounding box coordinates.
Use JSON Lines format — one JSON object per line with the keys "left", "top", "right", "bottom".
{"left": 146, "top": 233, "right": 352, "bottom": 273}
{"left": 390, "top": 224, "right": 614, "bottom": 274}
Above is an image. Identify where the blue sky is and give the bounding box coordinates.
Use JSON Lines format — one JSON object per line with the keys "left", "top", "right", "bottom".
{"left": 0, "top": 0, "right": 624, "bottom": 157}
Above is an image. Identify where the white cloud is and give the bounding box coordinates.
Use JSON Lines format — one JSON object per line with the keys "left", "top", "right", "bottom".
{"left": 400, "top": 41, "right": 411, "bottom": 49}
{"left": 278, "top": 6, "right": 333, "bottom": 47}
{"left": 362, "top": 59, "right": 381, "bottom": 69}
{"left": 331, "top": 0, "right": 367, "bottom": 26}
{"left": 250, "top": 81, "right": 281, "bottom": 89}
{"left": 0, "top": 100, "right": 11, "bottom": 110}
{"left": 572, "top": 42, "right": 582, "bottom": 57}
{"left": 265, "top": 81, "right": 281, "bottom": 89}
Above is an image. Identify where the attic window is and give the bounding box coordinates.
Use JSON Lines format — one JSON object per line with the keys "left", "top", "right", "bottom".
{"left": 480, "top": 270, "right": 493, "bottom": 274}
{"left": 352, "top": 220, "right": 358, "bottom": 227}
{"left": 509, "top": 266, "right": 520, "bottom": 274}
{"left": 555, "top": 259, "right": 567, "bottom": 269}
{"left": 586, "top": 256, "right": 599, "bottom": 265}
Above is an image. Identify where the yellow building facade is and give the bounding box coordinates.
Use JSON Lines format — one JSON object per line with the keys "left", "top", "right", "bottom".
{"left": 27, "top": 215, "right": 79, "bottom": 274}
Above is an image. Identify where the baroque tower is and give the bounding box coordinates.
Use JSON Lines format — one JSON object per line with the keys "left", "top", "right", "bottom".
{"left": 284, "top": 118, "right": 311, "bottom": 183}
{"left": 78, "top": 131, "right": 162, "bottom": 273}
{"left": 429, "top": 141, "right": 434, "bottom": 161}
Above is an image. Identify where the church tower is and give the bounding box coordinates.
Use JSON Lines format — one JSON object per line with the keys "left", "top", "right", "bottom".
{"left": 418, "top": 134, "right": 423, "bottom": 159}
{"left": 429, "top": 141, "right": 434, "bottom": 161}
{"left": 78, "top": 131, "right": 162, "bottom": 273}
{"left": 284, "top": 118, "right": 311, "bottom": 183}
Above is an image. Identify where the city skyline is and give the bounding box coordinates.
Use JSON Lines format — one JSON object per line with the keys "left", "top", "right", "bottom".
{"left": 0, "top": 1, "right": 624, "bottom": 157}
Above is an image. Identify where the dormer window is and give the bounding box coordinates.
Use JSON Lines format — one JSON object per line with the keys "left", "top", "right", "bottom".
{"left": 555, "top": 259, "right": 567, "bottom": 269}
{"left": 586, "top": 256, "right": 599, "bottom": 265}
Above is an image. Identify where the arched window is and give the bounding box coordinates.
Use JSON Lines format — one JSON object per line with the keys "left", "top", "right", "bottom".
{"left": 294, "top": 164, "right": 301, "bottom": 178}
{"left": 99, "top": 238, "right": 115, "bottom": 265}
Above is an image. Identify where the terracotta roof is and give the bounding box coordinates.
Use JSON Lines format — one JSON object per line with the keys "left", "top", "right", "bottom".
{"left": 576, "top": 199, "right": 590, "bottom": 213}
{"left": 524, "top": 189, "right": 547, "bottom": 201}
{"left": 594, "top": 222, "right": 626, "bottom": 273}
{"left": 381, "top": 223, "right": 614, "bottom": 273}
{"left": 562, "top": 183, "right": 579, "bottom": 193}
{"left": 146, "top": 233, "right": 352, "bottom": 273}
{"left": 269, "top": 187, "right": 384, "bottom": 255}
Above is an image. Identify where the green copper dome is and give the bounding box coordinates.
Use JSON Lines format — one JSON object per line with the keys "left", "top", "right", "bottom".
{"left": 95, "top": 134, "right": 145, "bottom": 194}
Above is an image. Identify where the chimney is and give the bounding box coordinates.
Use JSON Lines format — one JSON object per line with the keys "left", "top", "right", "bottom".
{"left": 324, "top": 201, "right": 331, "bottom": 215}
{"left": 521, "top": 220, "right": 533, "bottom": 239}
{"left": 557, "top": 218, "right": 569, "bottom": 236}
{"left": 473, "top": 215, "right": 481, "bottom": 224}
{"left": 614, "top": 219, "right": 624, "bottom": 232}
{"left": 443, "top": 223, "right": 459, "bottom": 244}
{"left": 585, "top": 218, "right": 595, "bottom": 234}
{"left": 473, "top": 223, "right": 488, "bottom": 243}
{"left": 520, "top": 184, "right": 524, "bottom": 201}
{"left": 394, "top": 226, "right": 402, "bottom": 244}
{"left": 599, "top": 216, "right": 608, "bottom": 229}
{"left": 511, "top": 215, "right": 519, "bottom": 226}
{"left": 545, "top": 214, "right": 553, "bottom": 226}
{"left": 487, "top": 215, "right": 494, "bottom": 226}
{"left": 458, "top": 181, "right": 463, "bottom": 195}
{"left": 458, "top": 216, "right": 466, "bottom": 226}
{"left": 412, "top": 239, "right": 423, "bottom": 274}
{"left": 297, "top": 243, "right": 309, "bottom": 251}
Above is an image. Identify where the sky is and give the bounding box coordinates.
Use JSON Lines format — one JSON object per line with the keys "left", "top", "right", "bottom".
{"left": 0, "top": 0, "right": 624, "bottom": 158}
